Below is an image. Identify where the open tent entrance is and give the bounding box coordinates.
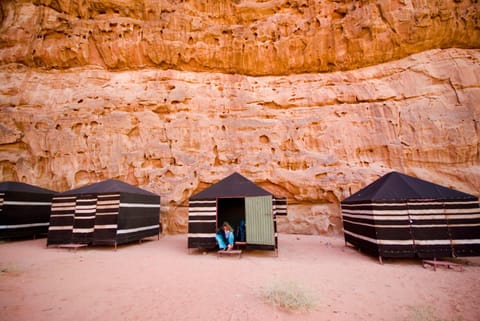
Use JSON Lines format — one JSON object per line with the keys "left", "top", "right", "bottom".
{"left": 217, "top": 198, "right": 245, "bottom": 232}
{"left": 217, "top": 196, "right": 275, "bottom": 247}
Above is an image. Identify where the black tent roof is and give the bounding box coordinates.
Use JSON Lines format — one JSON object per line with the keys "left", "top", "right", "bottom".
{"left": 58, "top": 179, "right": 158, "bottom": 196}
{"left": 342, "top": 171, "right": 477, "bottom": 203}
{"left": 0, "top": 181, "right": 55, "bottom": 194}
{"left": 190, "top": 172, "right": 272, "bottom": 200}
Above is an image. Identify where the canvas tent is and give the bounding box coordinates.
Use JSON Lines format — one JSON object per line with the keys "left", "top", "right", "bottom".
{"left": 188, "top": 172, "right": 287, "bottom": 252}
{"left": 341, "top": 171, "right": 480, "bottom": 260}
{"left": 47, "top": 179, "right": 161, "bottom": 248}
{"left": 0, "top": 181, "right": 55, "bottom": 240}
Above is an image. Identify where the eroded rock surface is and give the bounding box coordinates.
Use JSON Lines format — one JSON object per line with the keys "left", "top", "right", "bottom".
{"left": 1, "top": 48, "right": 479, "bottom": 234}
{"left": 0, "top": 0, "right": 479, "bottom": 74}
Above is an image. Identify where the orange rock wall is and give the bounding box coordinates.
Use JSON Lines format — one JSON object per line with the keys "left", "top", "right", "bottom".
{"left": 0, "top": 0, "right": 479, "bottom": 234}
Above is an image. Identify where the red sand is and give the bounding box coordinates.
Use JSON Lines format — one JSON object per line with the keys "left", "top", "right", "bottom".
{"left": 1, "top": 234, "right": 479, "bottom": 321}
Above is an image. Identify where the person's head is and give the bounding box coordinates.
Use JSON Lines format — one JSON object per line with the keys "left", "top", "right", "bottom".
{"left": 222, "top": 222, "right": 233, "bottom": 232}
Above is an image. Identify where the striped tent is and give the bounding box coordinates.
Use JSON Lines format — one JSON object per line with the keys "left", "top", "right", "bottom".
{"left": 47, "top": 179, "right": 161, "bottom": 248}
{"left": 0, "top": 181, "right": 55, "bottom": 240}
{"left": 341, "top": 171, "right": 480, "bottom": 260}
{"left": 188, "top": 172, "right": 287, "bottom": 252}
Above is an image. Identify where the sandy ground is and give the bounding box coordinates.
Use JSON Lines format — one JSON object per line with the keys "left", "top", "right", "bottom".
{"left": 0, "top": 234, "right": 479, "bottom": 321}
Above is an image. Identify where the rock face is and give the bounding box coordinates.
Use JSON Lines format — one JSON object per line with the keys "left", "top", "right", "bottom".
{"left": 0, "top": 1, "right": 479, "bottom": 234}
{"left": 0, "top": 0, "right": 479, "bottom": 74}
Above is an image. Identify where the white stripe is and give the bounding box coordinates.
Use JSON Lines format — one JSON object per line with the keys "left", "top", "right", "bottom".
{"left": 451, "top": 239, "right": 480, "bottom": 245}
{"left": 414, "top": 239, "right": 451, "bottom": 245}
{"left": 119, "top": 203, "right": 160, "bottom": 208}
{"left": 50, "top": 214, "right": 74, "bottom": 217}
{"left": 96, "top": 204, "right": 120, "bottom": 209}
{"left": 3, "top": 201, "right": 52, "bottom": 206}
{"left": 52, "top": 207, "right": 76, "bottom": 211}
{"left": 53, "top": 196, "right": 76, "bottom": 201}
{"left": 0, "top": 222, "right": 49, "bottom": 229}
{"left": 189, "top": 200, "right": 216, "bottom": 204}
{"left": 187, "top": 233, "right": 216, "bottom": 238}
{"left": 95, "top": 211, "right": 118, "bottom": 216}
{"left": 73, "top": 228, "right": 94, "bottom": 233}
{"left": 188, "top": 212, "right": 216, "bottom": 217}
{"left": 73, "top": 215, "right": 95, "bottom": 219}
{"left": 75, "top": 205, "right": 96, "bottom": 210}
{"left": 94, "top": 224, "right": 117, "bottom": 229}
{"left": 116, "top": 224, "right": 159, "bottom": 234}
{"left": 75, "top": 210, "right": 96, "bottom": 214}
{"left": 48, "top": 226, "right": 73, "bottom": 230}
{"left": 189, "top": 220, "right": 216, "bottom": 223}
{"left": 189, "top": 207, "right": 216, "bottom": 212}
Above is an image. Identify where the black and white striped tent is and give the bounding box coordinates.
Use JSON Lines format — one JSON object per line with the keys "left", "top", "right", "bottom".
{"left": 341, "top": 171, "right": 480, "bottom": 260}
{"left": 188, "top": 172, "right": 287, "bottom": 252}
{"left": 47, "top": 179, "right": 161, "bottom": 248}
{"left": 0, "top": 181, "right": 55, "bottom": 240}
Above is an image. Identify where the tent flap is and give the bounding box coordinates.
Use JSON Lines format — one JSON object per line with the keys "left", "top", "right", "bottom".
{"left": 245, "top": 196, "right": 274, "bottom": 246}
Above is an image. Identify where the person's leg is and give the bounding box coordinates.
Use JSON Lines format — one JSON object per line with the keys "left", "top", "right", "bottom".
{"left": 227, "top": 232, "right": 234, "bottom": 250}
{"left": 216, "top": 233, "right": 227, "bottom": 250}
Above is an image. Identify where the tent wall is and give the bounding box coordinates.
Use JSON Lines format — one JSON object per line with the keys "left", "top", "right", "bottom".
{"left": 341, "top": 199, "right": 480, "bottom": 259}
{"left": 188, "top": 199, "right": 217, "bottom": 249}
{"left": 273, "top": 197, "right": 288, "bottom": 216}
{"left": 91, "top": 194, "right": 120, "bottom": 245}
{"left": 112, "top": 193, "right": 160, "bottom": 246}
{"left": 47, "top": 196, "right": 76, "bottom": 245}
{"left": 0, "top": 191, "right": 53, "bottom": 240}
{"left": 444, "top": 199, "right": 480, "bottom": 257}
{"left": 72, "top": 195, "right": 97, "bottom": 244}
{"left": 48, "top": 192, "right": 160, "bottom": 247}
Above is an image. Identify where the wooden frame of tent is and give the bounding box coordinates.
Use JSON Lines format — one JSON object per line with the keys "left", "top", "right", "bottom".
{"left": 187, "top": 172, "right": 287, "bottom": 255}
{"left": 341, "top": 172, "right": 480, "bottom": 263}
{"left": 0, "top": 181, "right": 55, "bottom": 240}
{"left": 47, "top": 179, "right": 161, "bottom": 249}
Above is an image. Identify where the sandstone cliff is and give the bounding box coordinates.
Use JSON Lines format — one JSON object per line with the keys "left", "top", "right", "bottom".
{"left": 0, "top": 1, "right": 479, "bottom": 234}
{"left": 0, "top": 0, "right": 479, "bottom": 74}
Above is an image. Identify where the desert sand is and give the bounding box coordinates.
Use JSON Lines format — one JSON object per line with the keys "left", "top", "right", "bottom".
{"left": 1, "top": 234, "right": 479, "bottom": 321}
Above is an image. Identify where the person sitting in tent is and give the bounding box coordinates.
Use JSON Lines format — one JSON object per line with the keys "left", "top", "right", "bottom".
{"left": 216, "top": 222, "right": 234, "bottom": 251}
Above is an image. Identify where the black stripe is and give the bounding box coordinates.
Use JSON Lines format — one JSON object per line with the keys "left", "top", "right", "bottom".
{"left": 114, "top": 228, "right": 159, "bottom": 245}
{"left": 188, "top": 237, "right": 216, "bottom": 249}
{"left": 188, "top": 215, "right": 216, "bottom": 220}
{"left": 47, "top": 230, "right": 72, "bottom": 245}
{"left": 117, "top": 207, "right": 159, "bottom": 229}
{"left": 188, "top": 222, "right": 216, "bottom": 233}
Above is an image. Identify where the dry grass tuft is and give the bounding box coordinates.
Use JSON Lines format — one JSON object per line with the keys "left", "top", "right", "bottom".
{"left": 262, "top": 279, "right": 317, "bottom": 311}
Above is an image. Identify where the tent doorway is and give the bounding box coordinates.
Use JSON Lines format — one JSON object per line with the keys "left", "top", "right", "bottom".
{"left": 217, "top": 198, "right": 245, "bottom": 232}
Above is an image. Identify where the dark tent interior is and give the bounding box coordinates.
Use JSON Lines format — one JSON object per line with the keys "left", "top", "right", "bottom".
{"left": 217, "top": 197, "right": 245, "bottom": 231}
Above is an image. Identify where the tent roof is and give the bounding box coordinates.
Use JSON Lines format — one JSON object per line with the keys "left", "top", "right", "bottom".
{"left": 190, "top": 172, "right": 272, "bottom": 200}
{"left": 59, "top": 179, "right": 158, "bottom": 196}
{"left": 0, "top": 181, "right": 56, "bottom": 194}
{"left": 342, "top": 171, "right": 477, "bottom": 203}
